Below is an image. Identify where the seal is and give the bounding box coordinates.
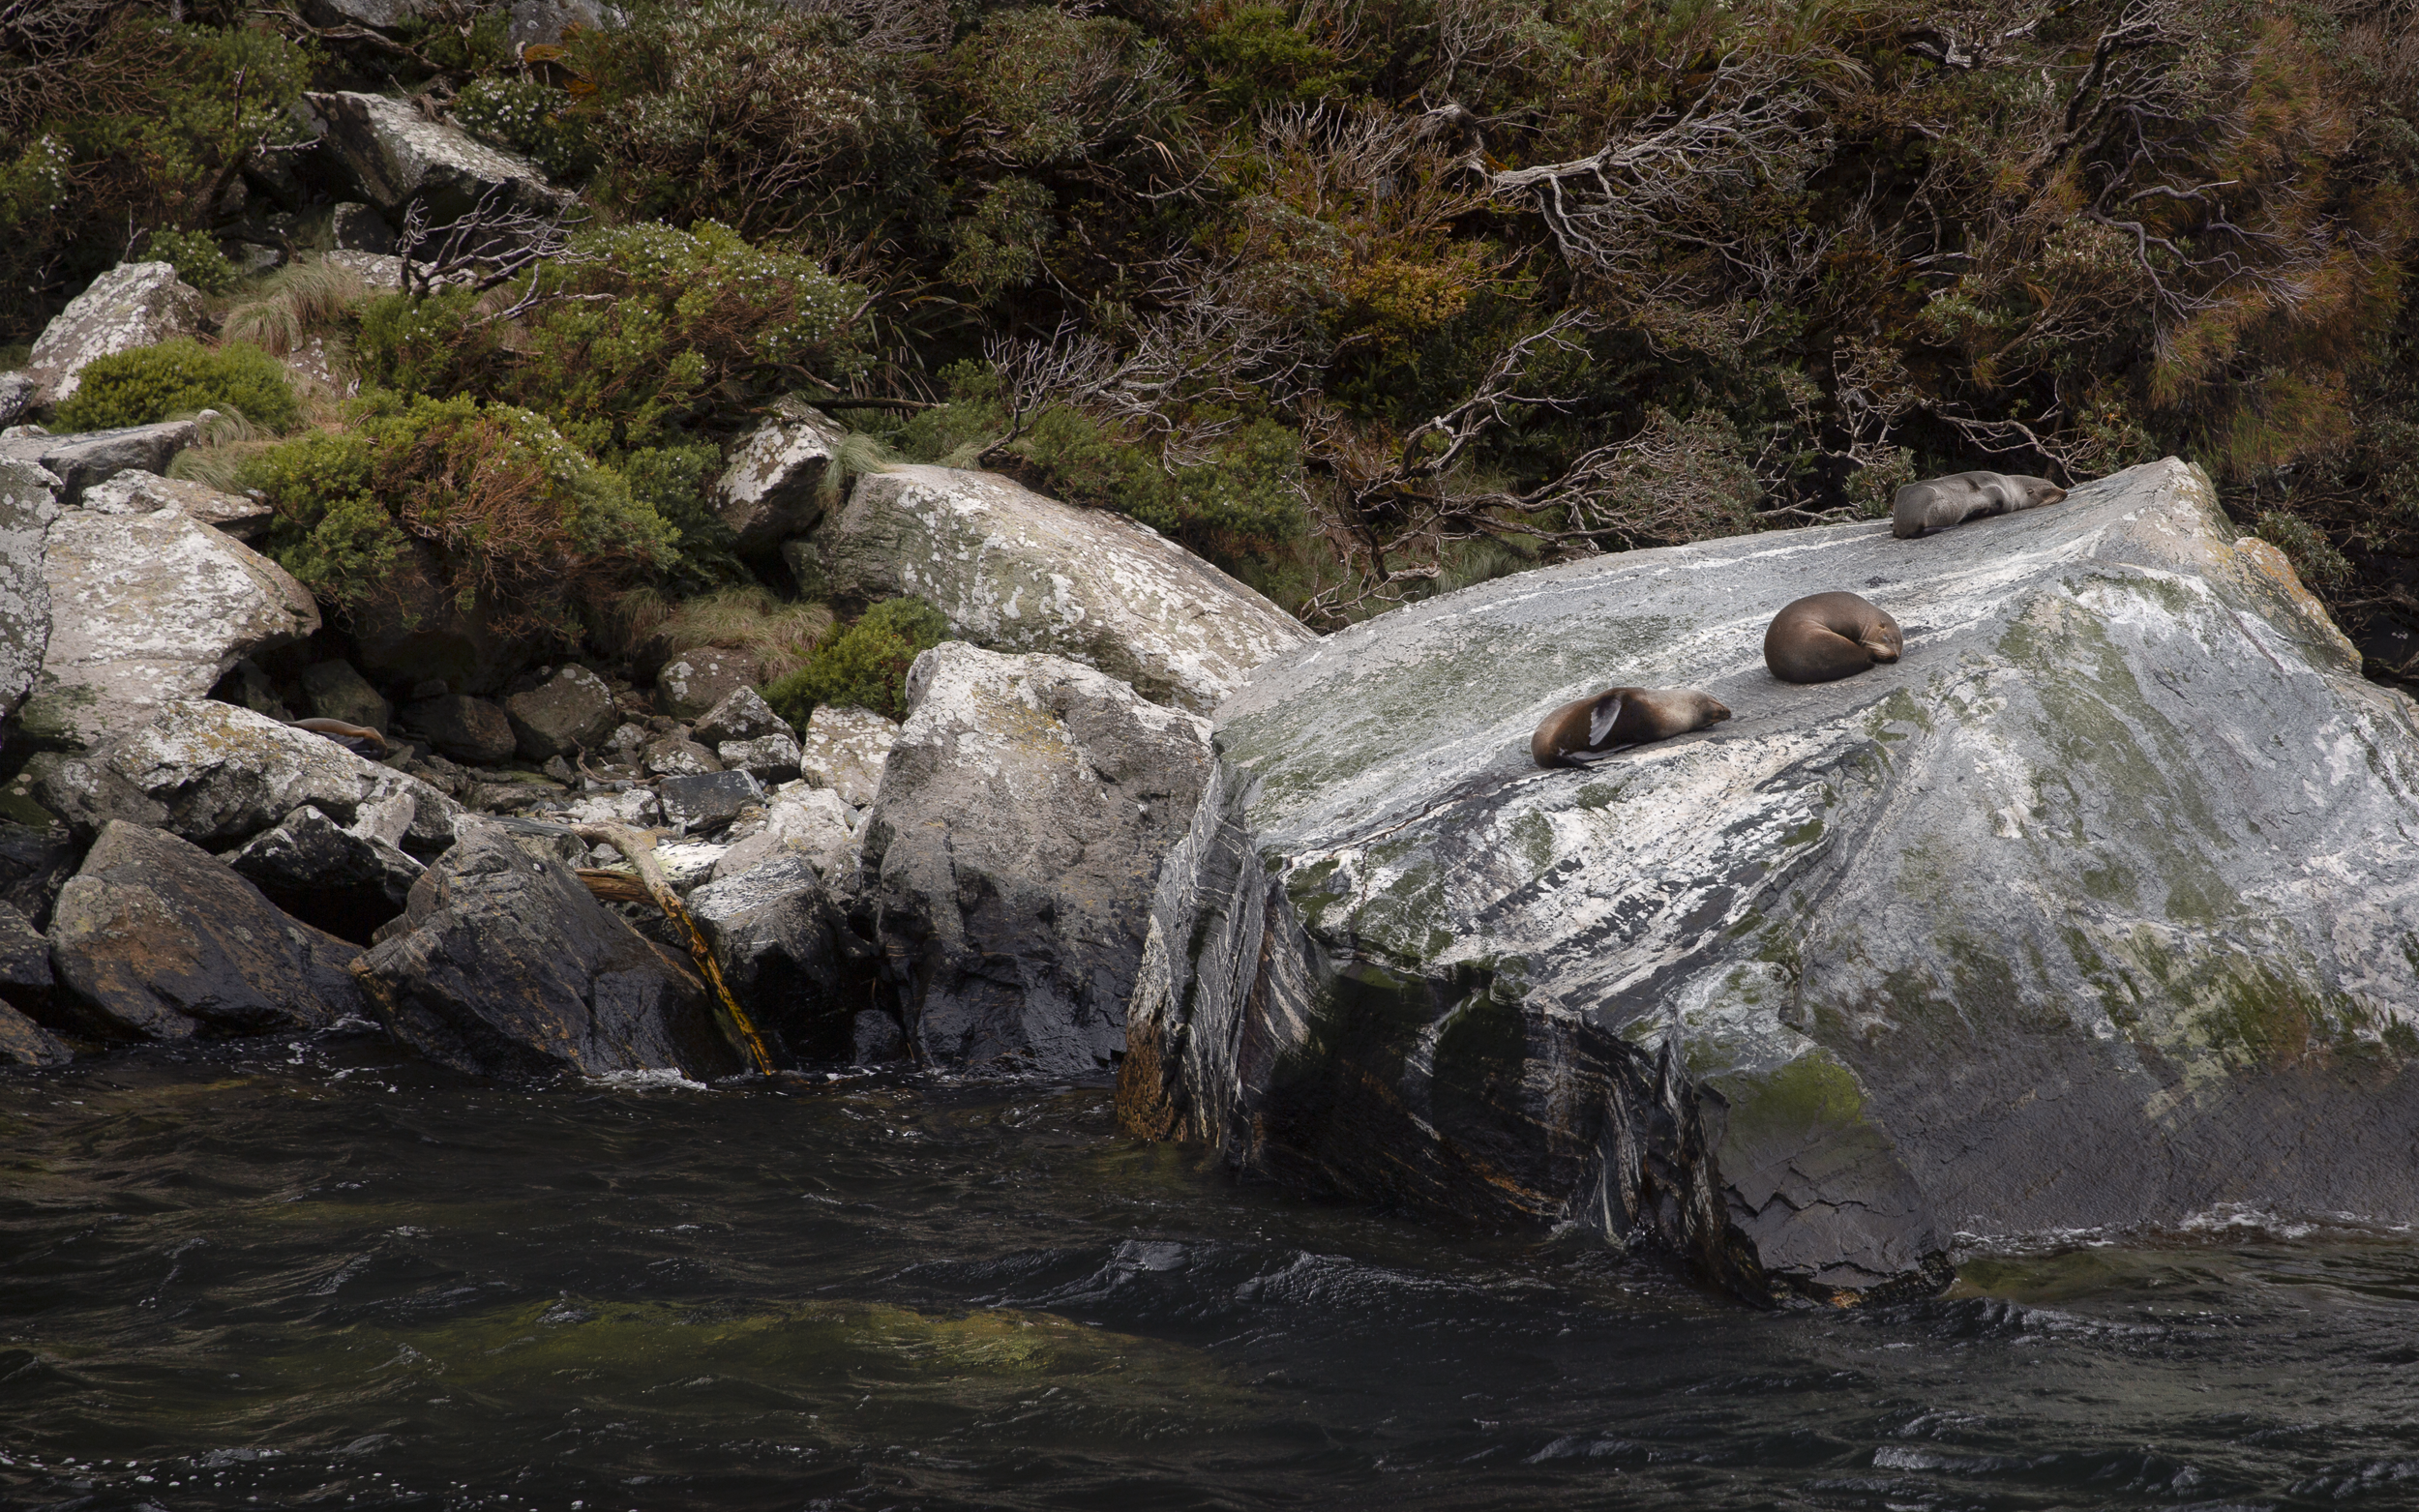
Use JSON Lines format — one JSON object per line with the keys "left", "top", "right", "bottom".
{"left": 291, "top": 717, "right": 390, "bottom": 758}
{"left": 1531, "top": 687, "right": 1731, "bottom": 768}
{"left": 1892, "top": 471, "right": 2068, "bottom": 539}
{"left": 1763, "top": 592, "right": 1903, "bottom": 683}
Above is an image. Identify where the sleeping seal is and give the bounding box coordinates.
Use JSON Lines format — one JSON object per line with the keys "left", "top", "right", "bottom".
{"left": 1531, "top": 687, "right": 1731, "bottom": 768}
{"left": 292, "top": 717, "right": 390, "bottom": 758}
{"left": 1763, "top": 592, "right": 1903, "bottom": 683}
{"left": 1892, "top": 471, "right": 2067, "bottom": 539}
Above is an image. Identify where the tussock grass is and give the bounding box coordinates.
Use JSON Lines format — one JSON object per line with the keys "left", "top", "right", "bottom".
{"left": 603, "top": 583, "right": 835, "bottom": 683}
{"left": 164, "top": 409, "right": 280, "bottom": 494}
{"left": 222, "top": 257, "right": 378, "bottom": 360}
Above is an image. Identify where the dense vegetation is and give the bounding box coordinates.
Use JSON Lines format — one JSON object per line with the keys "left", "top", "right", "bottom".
{"left": 9, "top": 0, "right": 2418, "bottom": 675}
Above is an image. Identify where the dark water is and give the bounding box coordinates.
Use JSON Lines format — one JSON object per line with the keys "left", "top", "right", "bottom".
{"left": 8, "top": 1029, "right": 2419, "bottom": 1511}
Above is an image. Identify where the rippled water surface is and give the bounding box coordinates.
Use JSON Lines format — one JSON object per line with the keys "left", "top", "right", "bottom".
{"left": 8, "top": 1028, "right": 2419, "bottom": 1510}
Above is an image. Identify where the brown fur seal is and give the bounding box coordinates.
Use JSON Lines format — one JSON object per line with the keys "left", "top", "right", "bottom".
{"left": 1531, "top": 687, "right": 1732, "bottom": 768}
{"left": 1763, "top": 592, "right": 1903, "bottom": 683}
{"left": 292, "top": 717, "right": 390, "bottom": 757}
{"left": 1892, "top": 471, "right": 2068, "bottom": 539}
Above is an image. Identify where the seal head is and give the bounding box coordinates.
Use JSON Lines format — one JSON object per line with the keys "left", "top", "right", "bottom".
{"left": 1891, "top": 471, "right": 2067, "bottom": 539}
{"left": 1531, "top": 686, "right": 1732, "bottom": 768}
{"left": 1763, "top": 592, "right": 1903, "bottom": 684}
{"left": 291, "top": 716, "right": 391, "bottom": 758}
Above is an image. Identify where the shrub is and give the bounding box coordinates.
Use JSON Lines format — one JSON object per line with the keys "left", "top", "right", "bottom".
{"left": 145, "top": 227, "right": 234, "bottom": 294}
{"left": 52, "top": 338, "right": 298, "bottom": 431}
{"left": 451, "top": 74, "right": 596, "bottom": 183}
{"left": 764, "top": 596, "right": 950, "bottom": 726}
{"left": 2255, "top": 511, "right": 2355, "bottom": 593}
{"left": 246, "top": 394, "right": 676, "bottom": 639}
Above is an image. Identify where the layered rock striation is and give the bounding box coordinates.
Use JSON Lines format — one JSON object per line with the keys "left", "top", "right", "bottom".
{"left": 1119, "top": 459, "right": 2419, "bottom": 1303}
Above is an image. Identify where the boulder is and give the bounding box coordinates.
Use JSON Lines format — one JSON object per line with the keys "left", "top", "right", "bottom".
{"left": 0, "top": 1003, "right": 71, "bottom": 1067}
{"left": 810, "top": 465, "right": 1316, "bottom": 715}
{"left": 0, "top": 900, "right": 52, "bottom": 1015}
{"left": 851, "top": 1010, "right": 910, "bottom": 1064}
{"left": 400, "top": 693, "right": 516, "bottom": 764}
{"left": 222, "top": 803, "right": 424, "bottom": 943}
{"left": 693, "top": 686, "right": 792, "bottom": 746}
{"left": 642, "top": 736, "right": 720, "bottom": 776}
{"left": 16, "top": 505, "right": 318, "bottom": 747}
{"left": 49, "top": 821, "right": 364, "bottom": 1040}
{"left": 1118, "top": 458, "right": 2419, "bottom": 1304}
{"left": 352, "top": 822, "right": 744, "bottom": 1079}
{"left": 709, "top": 781, "right": 860, "bottom": 889}
{"left": 863, "top": 643, "right": 1211, "bottom": 1072}
{"left": 302, "top": 0, "right": 427, "bottom": 32}
{"left": 796, "top": 704, "right": 897, "bottom": 808}
{"left": 323, "top": 250, "right": 405, "bottom": 289}
{"left": 712, "top": 404, "right": 848, "bottom": 550}
{"left": 301, "top": 91, "right": 572, "bottom": 227}
{"left": 0, "top": 372, "right": 32, "bottom": 426}
{"left": 504, "top": 666, "right": 617, "bottom": 760}
{"left": 0, "top": 458, "right": 60, "bottom": 721}
{"left": 0, "top": 419, "right": 199, "bottom": 504}
{"left": 689, "top": 855, "right": 859, "bottom": 1061}
{"left": 23, "top": 262, "right": 205, "bottom": 406}
{"left": 717, "top": 733, "right": 801, "bottom": 782}
{"left": 0, "top": 820, "right": 78, "bottom": 929}
{"left": 33, "top": 699, "right": 460, "bottom": 851}
{"left": 659, "top": 769, "right": 763, "bottom": 832}
{"left": 80, "top": 470, "right": 272, "bottom": 539}
{"left": 654, "top": 647, "right": 760, "bottom": 721}
{"left": 298, "top": 660, "right": 391, "bottom": 733}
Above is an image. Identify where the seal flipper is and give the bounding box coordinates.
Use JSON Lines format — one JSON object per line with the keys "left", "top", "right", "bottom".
{"left": 1587, "top": 693, "right": 1627, "bottom": 749}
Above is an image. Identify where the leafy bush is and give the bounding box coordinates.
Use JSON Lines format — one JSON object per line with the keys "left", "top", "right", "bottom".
{"left": 356, "top": 221, "right": 866, "bottom": 454}
{"left": 52, "top": 338, "right": 298, "bottom": 431}
{"left": 145, "top": 227, "right": 234, "bottom": 294}
{"left": 246, "top": 394, "right": 676, "bottom": 638}
{"left": 763, "top": 596, "right": 950, "bottom": 726}
{"left": 452, "top": 74, "right": 597, "bottom": 183}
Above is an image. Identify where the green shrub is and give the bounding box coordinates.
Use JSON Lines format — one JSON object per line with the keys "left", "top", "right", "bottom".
{"left": 2255, "top": 511, "right": 2355, "bottom": 592}
{"left": 356, "top": 221, "right": 865, "bottom": 454}
{"left": 246, "top": 394, "right": 676, "bottom": 639}
{"left": 763, "top": 596, "right": 950, "bottom": 726}
{"left": 145, "top": 227, "right": 235, "bottom": 294}
{"left": 52, "top": 338, "right": 298, "bottom": 432}
{"left": 452, "top": 75, "right": 596, "bottom": 183}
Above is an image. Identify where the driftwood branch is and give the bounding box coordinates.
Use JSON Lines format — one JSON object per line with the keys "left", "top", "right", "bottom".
{"left": 567, "top": 822, "right": 775, "bottom": 1076}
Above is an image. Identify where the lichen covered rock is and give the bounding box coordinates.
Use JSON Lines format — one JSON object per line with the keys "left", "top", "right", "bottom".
{"left": 1120, "top": 459, "right": 2419, "bottom": 1303}
{"left": 24, "top": 262, "right": 204, "bottom": 406}
{"left": 0, "top": 458, "right": 60, "bottom": 721}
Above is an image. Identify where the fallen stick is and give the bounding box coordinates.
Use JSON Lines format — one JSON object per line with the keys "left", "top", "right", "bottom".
{"left": 566, "top": 821, "right": 776, "bottom": 1076}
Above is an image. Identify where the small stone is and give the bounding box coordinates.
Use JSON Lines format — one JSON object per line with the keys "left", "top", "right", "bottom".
{"left": 299, "top": 659, "right": 391, "bottom": 733}
{"left": 797, "top": 705, "right": 899, "bottom": 808}
{"left": 692, "top": 685, "right": 793, "bottom": 746}
{"left": 654, "top": 648, "right": 761, "bottom": 721}
{"left": 658, "top": 769, "right": 764, "bottom": 831}
{"left": 504, "top": 664, "right": 618, "bottom": 760}
{"left": 560, "top": 788, "right": 662, "bottom": 828}
{"left": 400, "top": 694, "right": 516, "bottom": 764}
{"left": 716, "top": 733, "right": 801, "bottom": 782}
{"left": 606, "top": 722, "right": 648, "bottom": 756}
{"left": 0, "top": 1001, "right": 70, "bottom": 1067}
{"left": 642, "top": 736, "right": 720, "bottom": 777}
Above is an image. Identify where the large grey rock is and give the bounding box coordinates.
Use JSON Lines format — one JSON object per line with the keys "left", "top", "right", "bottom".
{"left": 81, "top": 470, "right": 272, "bottom": 539}
{"left": 301, "top": 91, "right": 572, "bottom": 227}
{"left": 654, "top": 647, "right": 760, "bottom": 721}
{"left": 49, "top": 821, "right": 364, "bottom": 1041}
{"left": 299, "top": 659, "right": 391, "bottom": 733}
{"left": 222, "top": 802, "right": 424, "bottom": 943}
{"left": 352, "top": 822, "right": 743, "bottom": 1080}
{"left": 812, "top": 465, "right": 1316, "bottom": 715}
{"left": 504, "top": 666, "right": 617, "bottom": 760}
{"left": 302, "top": 0, "right": 427, "bottom": 32}
{"left": 864, "top": 643, "right": 1211, "bottom": 1072}
{"left": 0, "top": 1002, "right": 71, "bottom": 1067}
{"left": 509, "top": 0, "right": 614, "bottom": 46}
{"left": 0, "top": 420, "right": 199, "bottom": 504}
{"left": 712, "top": 404, "right": 848, "bottom": 549}
{"left": 400, "top": 693, "right": 516, "bottom": 764}
{"left": 1119, "top": 458, "right": 2419, "bottom": 1304}
{"left": 796, "top": 704, "right": 897, "bottom": 808}
{"left": 23, "top": 262, "right": 205, "bottom": 406}
{"left": 16, "top": 506, "right": 319, "bottom": 747}
{"left": 33, "top": 699, "right": 460, "bottom": 851}
{"left": 689, "top": 855, "right": 858, "bottom": 1061}
{"left": 0, "top": 458, "right": 60, "bottom": 721}
{"left": 642, "top": 735, "right": 720, "bottom": 776}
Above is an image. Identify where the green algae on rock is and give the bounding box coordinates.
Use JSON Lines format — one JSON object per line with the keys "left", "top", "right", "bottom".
{"left": 1119, "top": 459, "right": 2419, "bottom": 1305}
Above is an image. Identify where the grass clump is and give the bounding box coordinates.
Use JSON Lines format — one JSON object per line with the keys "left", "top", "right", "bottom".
{"left": 221, "top": 256, "right": 378, "bottom": 361}
{"left": 53, "top": 338, "right": 299, "bottom": 432}
{"left": 605, "top": 583, "right": 834, "bottom": 684}
{"left": 764, "top": 596, "right": 950, "bottom": 726}
{"left": 245, "top": 393, "right": 677, "bottom": 640}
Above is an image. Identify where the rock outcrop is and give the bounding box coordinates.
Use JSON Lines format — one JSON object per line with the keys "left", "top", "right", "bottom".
{"left": 352, "top": 822, "right": 743, "bottom": 1080}
{"left": 0, "top": 420, "right": 199, "bottom": 504}
{"left": 1119, "top": 458, "right": 2419, "bottom": 1304}
{"left": 17, "top": 505, "right": 319, "bottom": 747}
{"left": 301, "top": 91, "right": 572, "bottom": 227}
{"left": 807, "top": 465, "right": 1315, "bottom": 714}
{"left": 864, "top": 643, "right": 1212, "bottom": 1071}
{"left": 23, "top": 262, "right": 204, "bottom": 406}
{"left": 0, "top": 458, "right": 59, "bottom": 721}
{"left": 34, "top": 699, "right": 459, "bottom": 852}
{"left": 49, "top": 821, "right": 365, "bottom": 1040}
{"left": 713, "top": 404, "right": 848, "bottom": 550}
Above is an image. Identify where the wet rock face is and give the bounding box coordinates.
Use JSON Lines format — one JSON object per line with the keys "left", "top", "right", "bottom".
{"left": 864, "top": 643, "right": 1211, "bottom": 1072}
{"left": 1120, "top": 459, "right": 2419, "bottom": 1303}
{"left": 48, "top": 821, "right": 364, "bottom": 1041}
{"left": 810, "top": 465, "right": 1316, "bottom": 715}
{"left": 353, "top": 823, "right": 743, "bottom": 1081}
{"left": 23, "top": 262, "right": 204, "bottom": 406}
